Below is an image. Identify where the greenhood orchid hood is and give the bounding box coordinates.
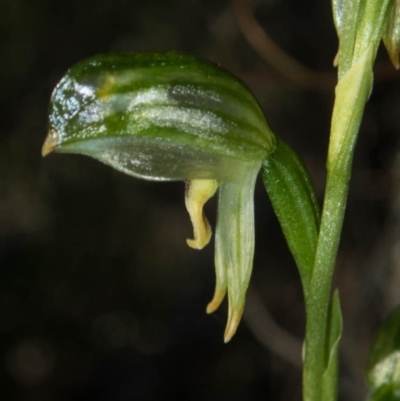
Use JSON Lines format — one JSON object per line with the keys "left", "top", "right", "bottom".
{"left": 42, "top": 52, "right": 276, "bottom": 342}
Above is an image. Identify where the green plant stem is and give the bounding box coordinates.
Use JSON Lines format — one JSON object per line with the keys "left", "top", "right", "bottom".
{"left": 302, "top": 1, "right": 393, "bottom": 398}
{"left": 303, "top": 168, "right": 351, "bottom": 401}
{"left": 303, "top": 52, "right": 374, "bottom": 401}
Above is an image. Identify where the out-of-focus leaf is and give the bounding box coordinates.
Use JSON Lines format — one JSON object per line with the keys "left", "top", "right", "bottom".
{"left": 368, "top": 384, "right": 400, "bottom": 401}
{"left": 383, "top": 0, "right": 400, "bottom": 69}
{"left": 367, "top": 306, "right": 400, "bottom": 394}
{"left": 331, "top": 0, "right": 344, "bottom": 38}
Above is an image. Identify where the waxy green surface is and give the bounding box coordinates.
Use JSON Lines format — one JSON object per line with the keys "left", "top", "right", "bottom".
{"left": 47, "top": 52, "right": 275, "bottom": 182}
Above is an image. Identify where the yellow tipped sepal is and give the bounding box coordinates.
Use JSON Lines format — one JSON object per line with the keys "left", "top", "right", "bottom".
{"left": 224, "top": 306, "right": 245, "bottom": 343}
{"left": 42, "top": 128, "right": 58, "bottom": 157}
{"left": 185, "top": 179, "right": 219, "bottom": 250}
{"left": 208, "top": 163, "right": 260, "bottom": 342}
{"left": 206, "top": 288, "right": 226, "bottom": 315}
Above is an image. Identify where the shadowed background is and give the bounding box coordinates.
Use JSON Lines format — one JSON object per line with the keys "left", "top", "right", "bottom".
{"left": 1, "top": 0, "right": 400, "bottom": 400}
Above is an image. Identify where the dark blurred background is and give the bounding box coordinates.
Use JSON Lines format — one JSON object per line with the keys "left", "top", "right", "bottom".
{"left": 1, "top": 0, "right": 400, "bottom": 400}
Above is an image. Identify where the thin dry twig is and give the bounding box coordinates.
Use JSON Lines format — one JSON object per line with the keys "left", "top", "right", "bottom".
{"left": 232, "top": 0, "right": 335, "bottom": 91}
{"left": 232, "top": 0, "right": 398, "bottom": 91}
{"left": 243, "top": 284, "right": 303, "bottom": 368}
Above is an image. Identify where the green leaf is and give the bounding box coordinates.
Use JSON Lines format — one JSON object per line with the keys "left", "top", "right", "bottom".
{"left": 328, "top": 45, "right": 373, "bottom": 169}
{"left": 353, "top": 0, "right": 394, "bottom": 63}
{"left": 368, "top": 384, "right": 400, "bottom": 401}
{"left": 335, "top": 0, "right": 393, "bottom": 79}
{"left": 331, "top": 0, "right": 344, "bottom": 38}
{"left": 43, "top": 51, "right": 275, "bottom": 183}
{"left": 367, "top": 305, "right": 400, "bottom": 392}
{"left": 334, "top": 0, "right": 363, "bottom": 77}
{"left": 261, "top": 138, "right": 320, "bottom": 296}
{"left": 322, "top": 291, "right": 343, "bottom": 401}
{"left": 383, "top": 0, "right": 400, "bottom": 69}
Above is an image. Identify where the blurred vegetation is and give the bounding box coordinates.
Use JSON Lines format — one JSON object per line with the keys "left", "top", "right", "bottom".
{"left": 1, "top": 0, "right": 400, "bottom": 400}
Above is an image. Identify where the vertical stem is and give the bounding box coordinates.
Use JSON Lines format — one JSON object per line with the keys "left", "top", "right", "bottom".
{"left": 302, "top": 49, "right": 374, "bottom": 401}
{"left": 303, "top": 168, "right": 350, "bottom": 401}
{"left": 301, "top": 0, "right": 393, "bottom": 395}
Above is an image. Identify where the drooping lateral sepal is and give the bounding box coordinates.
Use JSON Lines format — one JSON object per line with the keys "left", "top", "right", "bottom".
{"left": 208, "top": 162, "right": 260, "bottom": 343}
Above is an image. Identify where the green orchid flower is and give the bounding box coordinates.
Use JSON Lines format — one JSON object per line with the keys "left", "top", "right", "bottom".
{"left": 43, "top": 52, "right": 318, "bottom": 342}
{"left": 42, "top": 52, "right": 275, "bottom": 341}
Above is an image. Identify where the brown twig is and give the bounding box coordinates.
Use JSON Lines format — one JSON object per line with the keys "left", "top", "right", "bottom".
{"left": 232, "top": 0, "right": 398, "bottom": 91}
{"left": 232, "top": 0, "right": 335, "bottom": 91}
